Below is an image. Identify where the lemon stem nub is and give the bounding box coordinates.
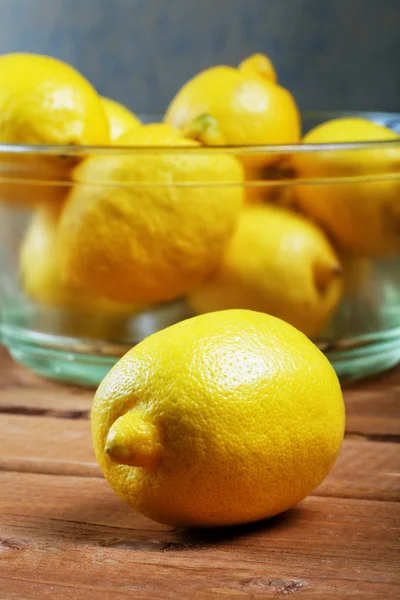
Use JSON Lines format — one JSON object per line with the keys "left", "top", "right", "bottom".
{"left": 238, "top": 53, "right": 277, "bottom": 84}
{"left": 105, "top": 411, "right": 163, "bottom": 470}
{"left": 314, "top": 260, "right": 342, "bottom": 296}
{"left": 183, "top": 113, "right": 226, "bottom": 145}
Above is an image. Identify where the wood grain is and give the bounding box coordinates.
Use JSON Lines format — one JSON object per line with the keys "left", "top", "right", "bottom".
{"left": 1, "top": 578, "right": 398, "bottom": 600}
{"left": 0, "top": 471, "right": 399, "bottom": 599}
{"left": 345, "top": 389, "right": 400, "bottom": 439}
{"left": 343, "top": 366, "right": 400, "bottom": 439}
{"left": 0, "top": 386, "right": 92, "bottom": 417}
{"left": 0, "top": 413, "right": 100, "bottom": 477}
{"left": 315, "top": 439, "right": 400, "bottom": 501}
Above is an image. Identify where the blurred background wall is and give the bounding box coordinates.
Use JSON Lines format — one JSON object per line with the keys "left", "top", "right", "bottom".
{"left": 0, "top": 0, "right": 398, "bottom": 114}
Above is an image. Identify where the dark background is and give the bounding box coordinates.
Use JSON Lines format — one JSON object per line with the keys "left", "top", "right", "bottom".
{"left": 0, "top": 0, "right": 399, "bottom": 114}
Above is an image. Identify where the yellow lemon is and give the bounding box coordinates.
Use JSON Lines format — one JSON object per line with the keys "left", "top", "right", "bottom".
{"left": 20, "top": 204, "right": 141, "bottom": 326}
{"left": 165, "top": 53, "right": 300, "bottom": 153}
{"left": 188, "top": 204, "right": 342, "bottom": 338}
{"left": 115, "top": 122, "right": 184, "bottom": 145}
{"left": 57, "top": 123, "right": 243, "bottom": 305}
{"left": 102, "top": 97, "right": 141, "bottom": 142}
{"left": 92, "top": 309, "right": 345, "bottom": 528}
{"left": 0, "top": 53, "right": 109, "bottom": 206}
{"left": 165, "top": 53, "right": 299, "bottom": 207}
{"left": 21, "top": 203, "right": 76, "bottom": 309}
{"left": 0, "top": 53, "right": 109, "bottom": 145}
{"left": 293, "top": 117, "right": 400, "bottom": 257}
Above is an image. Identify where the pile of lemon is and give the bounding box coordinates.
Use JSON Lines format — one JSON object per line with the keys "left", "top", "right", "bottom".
{"left": 2, "top": 53, "right": 399, "bottom": 527}
{"left": 1, "top": 52, "right": 398, "bottom": 339}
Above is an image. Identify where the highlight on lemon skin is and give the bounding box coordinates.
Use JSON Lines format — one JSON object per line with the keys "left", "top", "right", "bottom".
{"left": 105, "top": 410, "right": 163, "bottom": 470}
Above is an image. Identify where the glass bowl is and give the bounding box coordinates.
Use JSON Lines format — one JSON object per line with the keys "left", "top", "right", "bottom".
{"left": 0, "top": 112, "right": 399, "bottom": 386}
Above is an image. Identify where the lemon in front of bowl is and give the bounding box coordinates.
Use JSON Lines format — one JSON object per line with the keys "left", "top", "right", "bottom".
{"left": 92, "top": 309, "right": 345, "bottom": 528}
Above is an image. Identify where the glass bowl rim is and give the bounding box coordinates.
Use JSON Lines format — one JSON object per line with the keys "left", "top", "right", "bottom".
{"left": 0, "top": 110, "right": 399, "bottom": 157}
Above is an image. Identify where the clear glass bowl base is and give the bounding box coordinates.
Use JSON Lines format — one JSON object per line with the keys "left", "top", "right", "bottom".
{"left": 324, "top": 328, "right": 400, "bottom": 382}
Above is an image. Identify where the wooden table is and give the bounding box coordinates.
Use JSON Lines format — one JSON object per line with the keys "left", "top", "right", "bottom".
{"left": 0, "top": 346, "right": 399, "bottom": 599}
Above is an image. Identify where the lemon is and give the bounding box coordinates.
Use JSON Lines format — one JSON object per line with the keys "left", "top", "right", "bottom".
{"left": 0, "top": 53, "right": 109, "bottom": 207}
{"left": 166, "top": 53, "right": 299, "bottom": 207}
{"left": 188, "top": 204, "right": 342, "bottom": 337}
{"left": 293, "top": 117, "right": 400, "bottom": 257}
{"left": 92, "top": 309, "right": 345, "bottom": 528}
{"left": 21, "top": 203, "right": 76, "bottom": 309}
{"left": 0, "top": 53, "right": 109, "bottom": 146}
{"left": 20, "top": 204, "right": 140, "bottom": 322}
{"left": 57, "top": 123, "right": 243, "bottom": 305}
{"left": 102, "top": 97, "right": 141, "bottom": 142}
{"left": 165, "top": 53, "right": 300, "bottom": 150}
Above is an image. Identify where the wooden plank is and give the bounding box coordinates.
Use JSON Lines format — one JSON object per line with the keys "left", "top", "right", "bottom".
{"left": 1, "top": 561, "right": 399, "bottom": 600}
{"left": 1, "top": 578, "right": 399, "bottom": 600}
{"left": 343, "top": 366, "right": 400, "bottom": 438}
{"left": 0, "top": 471, "right": 164, "bottom": 531}
{"left": 0, "top": 413, "right": 399, "bottom": 501}
{"left": 0, "top": 346, "right": 93, "bottom": 416}
{"left": 0, "top": 386, "right": 92, "bottom": 418}
{"left": 345, "top": 390, "right": 400, "bottom": 438}
{"left": 0, "top": 472, "right": 398, "bottom": 599}
{"left": 0, "top": 414, "right": 100, "bottom": 477}
{"left": 315, "top": 439, "right": 400, "bottom": 502}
